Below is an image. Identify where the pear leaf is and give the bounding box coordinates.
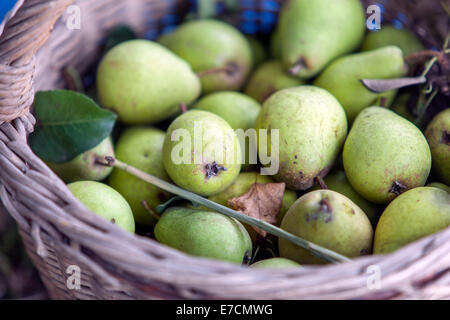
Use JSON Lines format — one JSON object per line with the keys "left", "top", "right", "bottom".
{"left": 228, "top": 182, "right": 285, "bottom": 237}
{"left": 103, "top": 25, "right": 137, "bottom": 53}
{"left": 29, "top": 90, "right": 117, "bottom": 163}
{"left": 361, "top": 76, "right": 427, "bottom": 93}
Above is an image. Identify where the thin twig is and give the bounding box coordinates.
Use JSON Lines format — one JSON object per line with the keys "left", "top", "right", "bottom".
{"left": 101, "top": 157, "right": 350, "bottom": 263}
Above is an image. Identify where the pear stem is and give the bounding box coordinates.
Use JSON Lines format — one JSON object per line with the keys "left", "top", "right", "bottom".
{"left": 102, "top": 156, "right": 350, "bottom": 263}
{"left": 141, "top": 200, "right": 161, "bottom": 221}
{"left": 180, "top": 103, "right": 187, "bottom": 113}
{"left": 315, "top": 176, "right": 328, "bottom": 189}
{"left": 196, "top": 64, "right": 236, "bottom": 77}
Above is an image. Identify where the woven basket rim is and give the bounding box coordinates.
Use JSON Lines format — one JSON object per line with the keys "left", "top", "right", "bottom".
{"left": 0, "top": 0, "right": 449, "bottom": 300}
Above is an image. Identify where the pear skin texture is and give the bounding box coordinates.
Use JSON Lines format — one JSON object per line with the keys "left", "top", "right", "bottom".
{"left": 244, "top": 60, "right": 304, "bottom": 103}
{"left": 361, "top": 25, "right": 424, "bottom": 57}
{"left": 159, "top": 19, "right": 253, "bottom": 94}
{"left": 47, "top": 137, "right": 114, "bottom": 183}
{"left": 374, "top": 187, "right": 450, "bottom": 254}
{"left": 108, "top": 127, "right": 171, "bottom": 226}
{"left": 97, "top": 40, "right": 201, "bottom": 124}
{"left": 250, "top": 257, "right": 300, "bottom": 269}
{"left": 314, "top": 46, "right": 406, "bottom": 122}
{"left": 425, "top": 109, "right": 450, "bottom": 185}
{"left": 279, "top": 0, "right": 365, "bottom": 79}
{"left": 312, "top": 170, "right": 382, "bottom": 228}
{"left": 255, "top": 86, "right": 348, "bottom": 190}
{"left": 68, "top": 181, "right": 135, "bottom": 233}
{"left": 193, "top": 92, "right": 261, "bottom": 170}
{"left": 279, "top": 190, "right": 373, "bottom": 264}
{"left": 208, "top": 172, "right": 297, "bottom": 241}
{"left": 343, "top": 107, "right": 431, "bottom": 204}
{"left": 154, "top": 207, "right": 252, "bottom": 264}
{"left": 163, "top": 110, "right": 241, "bottom": 196}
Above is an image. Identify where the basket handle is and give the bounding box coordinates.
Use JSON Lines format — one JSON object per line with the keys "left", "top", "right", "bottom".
{"left": 0, "top": 0, "right": 74, "bottom": 123}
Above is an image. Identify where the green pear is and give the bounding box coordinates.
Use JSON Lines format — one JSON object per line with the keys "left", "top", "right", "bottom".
{"left": 374, "top": 187, "right": 450, "bottom": 254}
{"left": 270, "top": 27, "right": 282, "bottom": 59}
{"left": 279, "top": 0, "right": 365, "bottom": 78}
{"left": 193, "top": 92, "right": 261, "bottom": 131}
{"left": 250, "top": 257, "right": 300, "bottom": 269}
{"left": 279, "top": 190, "right": 373, "bottom": 264}
{"left": 97, "top": 40, "right": 201, "bottom": 124}
{"left": 312, "top": 170, "right": 382, "bottom": 227}
{"left": 193, "top": 92, "right": 261, "bottom": 170}
{"left": 163, "top": 110, "right": 241, "bottom": 196}
{"left": 159, "top": 19, "right": 252, "bottom": 94}
{"left": 154, "top": 207, "right": 252, "bottom": 264}
{"left": 314, "top": 46, "right": 406, "bottom": 122}
{"left": 246, "top": 36, "right": 267, "bottom": 67}
{"left": 343, "top": 107, "right": 431, "bottom": 204}
{"left": 256, "top": 86, "right": 348, "bottom": 190}
{"left": 391, "top": 92, "right": 415, "bottom": 122}
{"left": 68, "top": 181, "right": 135, "bottom": 233}
{"left": 427, "top": 182, "right": 450, "bottom": 193}
{"left": 47, "top": 137, "right": 114, "bottom": 183}
{"left": 109, "top": 127, "right": 171, "bottom": 226}
{"left": 244, "top": 60, "right": 304, "bottom": 103}
{"left": 361, "top": 25, "right": 424, "bottom": 57}
{"left": 425, "top": 109, "right": 450, "bottom": 185}
{"left": 208, "top": 172, "right": 297, "bottom": 241}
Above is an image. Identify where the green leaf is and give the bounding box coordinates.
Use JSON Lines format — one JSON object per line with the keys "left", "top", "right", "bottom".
{"left": 29, "top": 90, "right": 117, "bottom": 163}
{"left": 103, "top": 26, "right": 137, "bottom": 53}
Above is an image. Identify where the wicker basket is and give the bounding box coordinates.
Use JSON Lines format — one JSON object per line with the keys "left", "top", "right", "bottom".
{"left": 0, "top": 0, "right": 449, "bottom": 300}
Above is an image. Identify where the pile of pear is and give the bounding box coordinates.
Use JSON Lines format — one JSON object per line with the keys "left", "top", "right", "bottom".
{"left": 49, "top": 0, "right": 449, "bottom": 269}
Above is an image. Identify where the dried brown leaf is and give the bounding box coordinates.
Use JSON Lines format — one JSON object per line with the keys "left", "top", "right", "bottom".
{"left": 228, "top": 182, "right": 285, "bottom": 237}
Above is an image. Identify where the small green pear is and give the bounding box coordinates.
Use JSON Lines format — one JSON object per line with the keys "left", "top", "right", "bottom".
{"left": 312, "top": 170, "right": 382, "bottom": 227}
{"left": 427, "top": 182, "right": 450, "bottom": 193}
{"left": 109, "top": 127, "right": 171, "bottom": 226}
{"left": 279, "top": 0, "right": 365, "bottom": 78}
{"left": 193, "top": 92, "right": 261, "bottom": 170}
{"left": 159, "top": 19, "right": 252, "bottom": 94}
{"left": 244, "top": 60, "right": 304, "bottom": 103}
{"left": 279, "top": 190, "right": 373, "bottom": 264}
{"left": 314, "top": 46, "right": 406, "bottom": 122}
{"left": 343, "top": 107, "right": 431, "bottom": 204}
{"left": 97, "top": 40, "right": 201, "bottom": 124}
{"left": 208, "top": 172, "right": 297, "bottom": 241}
{"left": 154, "top": 207, "right": 252, "bottom": 264}
{"left": 47, "top": 137, "right": 114, "bottom": 183}
{"left": 256, "top": 86, "right": 348, "bottom": 190}
{"left": 374, "top": 187, "right": 450, "bottom": 254}
{"left": 425, "top": 109, "right": 450, "bottom": 185}
{"left": 250, "top": 257, "right": 300, "bottom": 269}
{"left": 361, "top": 25, "right": 424, "bottom": 57}
{"left": 246, "top": 36, "right": 267, "bottom": 67}
{"left": 163, "top": 110, "right": 241, "bottom": 196}
{"left": 68, "top": 181, "right": 135, "bottom": 233}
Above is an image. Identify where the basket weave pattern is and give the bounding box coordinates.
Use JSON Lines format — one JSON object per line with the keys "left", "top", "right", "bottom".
{"left": 0, "top": 0, "right": 449, "bottom": 299}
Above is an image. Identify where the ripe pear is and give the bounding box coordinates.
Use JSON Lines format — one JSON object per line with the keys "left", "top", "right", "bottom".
{"left": 250, "top": 257, "right": 300, "bottom": 269}
{"left": 361, "top": 25, "right": 424, "bottom": 57}
{"left": 68, "top": 181, "right": 135, "bottom": 233}
{"left": 425, "top": 109, "right": 450, "bottom": 185}
{"left": 279, "top": 190, "right": 373, "bottom": 264}
{"left": 158, "top": 19, "right": 252, "bottom": 94}
{"left": 314, "top": 46, "right": 406, "bottom": 122}
{"left": 109, "top": 127, "right": 171, "bottom": 226}
{"left": 246, "top": 36, "right": 267, "bottom": 67}
{"left": 256, "top": 86, "right": 348, "bottom": 190}
{"left": 154, "top": 207, "right": 252, "bottom": 264}
{"left": 163, "top": 110, "right": 241, "bottom": 196}
{"left": 193, "top": 92, "right": 261, "bottom": 170}
{"left": 427, "top": 182, "right": 450, "bottom": 193}
{"left": 47, "top": 137, "right": 114, "bottom": 183}
{"left": 97, "top": 40, "right": 201, "bottom": 124}
{"left": 312, "top": 170, "right": 382, "bottom": 227}
{"left": 279, "top": 0, "right": 365, "bottom": 78}
{"left": 244, "top": 60, "right": 304, "bottom": 103}
{"left": 374, "top": 187, "right": 450, "bottom": 254}
{"left": 208, "top": 172, "right": 297, "bottom": 241}
{"left": 343, "top": 107, "right": 431, "bottom": 204}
